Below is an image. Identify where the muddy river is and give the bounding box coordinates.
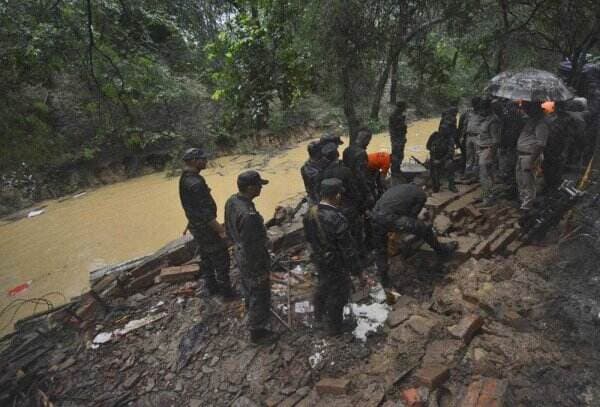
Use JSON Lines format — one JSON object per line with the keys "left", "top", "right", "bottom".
{"left": 0, "top": 118, "right": 438, "bottom": 334}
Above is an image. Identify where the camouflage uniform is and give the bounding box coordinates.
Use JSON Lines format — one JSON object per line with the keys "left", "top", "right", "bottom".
{"left": 370, "top": 184, "right": 456, "bottom": 288}
{"left": 303, "top": 182, "right": 359, "bottom": 333}
{"left": 224, "top": 193, "right": 271, "bottom": 332}
{"left": 516, "top": 117, "right": 550, "bottom": 210}
{"left": 179, "top": 170, "right": 231, "bottom": 294}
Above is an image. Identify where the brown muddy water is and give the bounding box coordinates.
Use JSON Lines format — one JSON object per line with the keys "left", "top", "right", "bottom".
{"left": 0, "top": 118, "right": 438, "bottom": 334}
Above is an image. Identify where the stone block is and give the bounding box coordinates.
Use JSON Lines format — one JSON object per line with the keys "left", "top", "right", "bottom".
{"left": 315, "top": 378, "right": 350, "bottom": 395}
{"left": 160, "top": 264, "right": 200, "bottom": 284}
{"left": 415, "top": 365, "right": 450, "bottom": 389}
{"left": 448, "top": 314, "right": 484, "bottom": 344}
{"left": 464, "top": 205, "right": 482, "bottom": 219}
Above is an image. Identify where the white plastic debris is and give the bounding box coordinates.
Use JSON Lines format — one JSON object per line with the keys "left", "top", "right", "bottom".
{"left": 308, "top": 339, "right": 328, "bottom": 369}
{"left": 177, "top": 297, "right": 185, "bottom": 304}
{"left": 346, "top": 302, "right": 390, "bottom": 342}
{"left": 294, "top": 301, "right": 313, "bottom": 314}
{"left": 114, "top": 312, "right": 167, "bottom": 336}
{"left": 309, "top": 351, "right": 324, "bottom": 368}
{"left": 93, "top": 332, "right": 113, "bottom": 344}
{"left": 27, "top": 209, "right": 45, "bottom": 218}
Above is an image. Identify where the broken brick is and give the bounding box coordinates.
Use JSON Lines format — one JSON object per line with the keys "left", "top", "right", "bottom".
{"left": 488, "top": 229, "right": 518, "bottom": 255}
{"left": 387, "top": 307, "right": 410, "bottom": 328}
{"left": 126, "top": 269, "right": 161, "bottom": 293}
{"left": 415, "top": 365, "right": 450, "bottom": 389}
{"left": 472, "top": 228, "right": 505, "bottom": 259}
{"left": 434, "top": 214, "right": 452, "bottom": 234}
{"left": 402, "top": 387, "right": 429, "bottom": 407}
{"left": 505, "top": 239, "right": 522, "bottom": 255}
{"left": 315, "top": 378, "right": 350, "bottom": 395}
{"left": 448, "top": 314, "right": 484, "bottom": 344}
{"left": 159, "top": 264, "right": 200, "bottom": 284}
{"left": 460, "top": 377, "right": 508, "bottom": 407}
{"left": 464, "top": 205, "right": 482, "bottom": 219}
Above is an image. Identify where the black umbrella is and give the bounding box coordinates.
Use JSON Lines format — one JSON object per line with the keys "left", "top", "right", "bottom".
{"left": 485, "top": 68, "right": 573, "bottom": 101}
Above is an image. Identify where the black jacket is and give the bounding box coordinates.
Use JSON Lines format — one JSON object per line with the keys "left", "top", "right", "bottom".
{"left": 303, "top": 203, "right": 359, "bottom": 276}
{"left": 224, "top": 193, "right": 269, "bottom": 272}
{"left": 300, "top": 158, "right": 324, "bottom": 204}
{"left": 179, "top": 170, "right": 217, "bottom": 229}
{"left": 321, "top": 160, "right": 363, "bottom": 210}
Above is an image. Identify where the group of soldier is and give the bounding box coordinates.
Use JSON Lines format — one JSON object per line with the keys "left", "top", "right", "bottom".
{"left": 178, "top": 80, "right": 595, "bottom": 344}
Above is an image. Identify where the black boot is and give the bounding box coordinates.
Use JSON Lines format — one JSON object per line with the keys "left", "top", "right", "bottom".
{"left": 448, "top": 177, "right": 458, "bottom": 193}
{"left": 436, "top": 241, "right": 458, "bottom": 258}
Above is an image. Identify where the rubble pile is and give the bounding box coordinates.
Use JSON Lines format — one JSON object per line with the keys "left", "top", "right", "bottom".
{"left": 2, "top": 185, "right": 600, "bottom": 406}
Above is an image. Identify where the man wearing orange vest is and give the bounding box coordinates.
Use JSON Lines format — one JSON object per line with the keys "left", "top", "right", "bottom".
{"left": 367, "top": 151, "right": 391, "bottom": 199}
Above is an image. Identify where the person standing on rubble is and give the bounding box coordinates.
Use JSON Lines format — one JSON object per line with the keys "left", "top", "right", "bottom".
{"left": 224, "top": 170, "right": 278, "bottom": 345}
{"left": 497, "top": 100, "right": 525, "bottom": 199}
{"left": 516, "top": 101, "right": 550, "bottom": 211}
{"left": 179, "top": 148, "right": 236, "bottom": 299}
{"left": 370, "top": 184, "right": 458, "bottom": 288}
{"left": 389, "top": 100, "right": 408, "bottom": 184}
{"left": 321, "top": 142, "right": 366, "bottom": 265}
{"left": 367, "top": 151, "right": 391, "bottom": 200}
{"left": 427, "top": 108, "right": 458, "bottom": 193}
{"left": 458, "top": 97, "right": 483, "bottom": 179}
{"left": 476, "top": 98, "right": 502, "bottom": 207}
{"left": 301, "top": 141, "right": 325, "bottom": 206}
{"left": 343, "top": 127, "right": 376, "bottom": 210}
{"left": 303, "top": 178, "right": 362, "bottom": 335}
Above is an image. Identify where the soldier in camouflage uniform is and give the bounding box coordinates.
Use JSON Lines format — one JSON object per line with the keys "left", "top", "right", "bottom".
{"left": 476, "top": 98, "right": 502, "bottom": 206}
{"left": 303, "top": 178, "right": 362, "bottom": 335}
{"left": 370, "top": 184, "right": 457, "bottom": 288}
{"left": 427, "top": 107, "right": 458, "bottom": 193}
{"left": 301, "top": 141, "right": 326, "bottom": 205}
{"left": 224, "top": 170, "right": 277, "bottom": 345}
{"left": 179, "top": 148, "right": 235, "bottom": 298}
{"left": 516, "top": 102, "right": 550, "bottom": 211}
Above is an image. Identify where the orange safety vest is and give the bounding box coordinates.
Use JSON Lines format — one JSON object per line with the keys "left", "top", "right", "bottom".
{"left": 367, "top": 152, "right": 391, "bottom": 176}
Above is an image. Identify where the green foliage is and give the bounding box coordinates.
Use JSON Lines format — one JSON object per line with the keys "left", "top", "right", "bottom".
{"left": 204, "top": 2, "right": 314, "bottom": 130}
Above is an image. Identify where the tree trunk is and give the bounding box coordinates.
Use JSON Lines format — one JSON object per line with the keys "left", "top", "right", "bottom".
{"left": 389, "top": 53, "right": 399, "bottom": 105}
{"left": 341, "top": 65, "right": 360, "bottom": 143}
{"left": 370, "top": 46, "right": 402, "bottom": 120}
{"left": 496, "top": 0, "right": 510, "bottom": 73}
{"left": 369, "top": 59, "right": 393, "bottom": 121}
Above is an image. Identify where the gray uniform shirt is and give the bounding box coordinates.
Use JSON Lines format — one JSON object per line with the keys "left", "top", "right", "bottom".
{"left": 517, "top": 117, "right": 550, "bottom": 156}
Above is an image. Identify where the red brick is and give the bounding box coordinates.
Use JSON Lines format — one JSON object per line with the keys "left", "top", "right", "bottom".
{"left": 448, "top": 314, "right": 484, "bottom": 344}
{"left": 415, "top": 365, "right": 450, "bottom": 389}
{"left": 460, "top": 378, "right": 508, "bottom": 407}
{"left": 159, "top": 264, "right": 200, "bottom": 284}
{"left": 401, "top": 387, "right": 428, "bottom": 407}
{"left": 315, "top": 378, "right": 350, "bottom": 395}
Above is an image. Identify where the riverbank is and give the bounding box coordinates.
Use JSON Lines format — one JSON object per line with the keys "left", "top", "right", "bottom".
{"left": 0, "top": 118, "right": 439, "bottom": 336}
